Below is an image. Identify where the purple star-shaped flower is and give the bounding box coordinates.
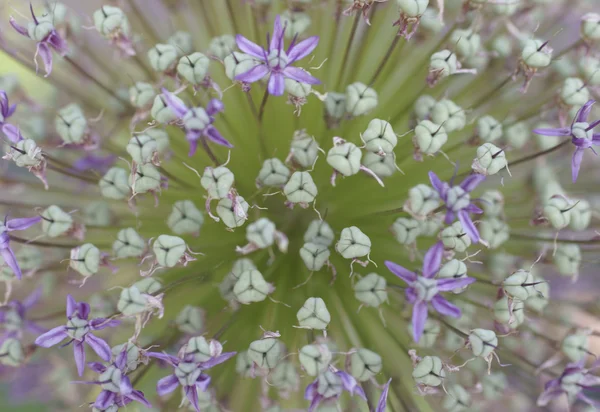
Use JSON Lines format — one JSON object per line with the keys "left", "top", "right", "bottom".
{"left": 0, "top": 215, "right": 41, "bottom": 280}
{"left": 304, "top": 370, "right": 367, "bottom": 412}
{"left": 234, "top": 15, "right": 320, "bottom": 96}
{"left": 533, "top": 100, "right": 600, "bottom": 182}
{"left": 429, "top": 171, "right": 485, "bottom": 243}
{"left": 9, "top": 5, "right": 69, "bottom": 77}
{"left": 385, "top": 243, "right": 476, "bottom": 342}
{"left": 34, "top": 295, "right": 120, "bottom": 376}
{"left": 73, "top": 348, "right": 151, "bottom": 410}
{"left": 537, "top": 360, "right": 600, "bottom": 408}
{"left": 0, "top": 287, "right": 45, "bottom": 340}
{"left": 151, "top": 346, "right": 236, "bottom": 412}
{"left": 161, "top": 88, "right": 231, "bottom": 156}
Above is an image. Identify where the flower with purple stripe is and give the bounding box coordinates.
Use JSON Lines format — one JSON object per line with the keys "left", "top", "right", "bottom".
{"left": 533, "top": 100, "right": 600, "bottom": 182}
{"left": 0, "top": 215, "right": 41, "bottom": 280}
{"left": 34, "top": 295, "right": 120, "bottom": 376}
{"left": 429, "top": 170, "right": 485, "bottom": 243}
{"left": 234, "top": 15, "right": 320, "bottom": 96}
{"left": 537, "top": 360, "right": 600, "bottom": 408}
{"left": 385, "top": 243, "right": 476, "bottom": 342}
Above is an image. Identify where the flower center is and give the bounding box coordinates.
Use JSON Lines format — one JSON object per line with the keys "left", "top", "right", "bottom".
{"left": 267, "top": 49, "right": 289, "bottom": 70}
{"left": 414, "top": 277, "right": 439, "bottom": 301}
{"left": 175, "top": 361, "right": 202, "bottom": 386}
{"left": 65, "top": 317, "right": 89, "bottom": 340}
{"left": 445, "top": 186, "right": 470, "bottom": 212}
{"left": 99, "top": 366, "right": 122, "bottom": 393}
{"left": 572, "top": 122, "right": 593, "bottom": 140}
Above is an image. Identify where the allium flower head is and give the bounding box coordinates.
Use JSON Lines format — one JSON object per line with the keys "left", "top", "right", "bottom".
{"left": 1, "top": 1, "right": 600, "bottom": 411}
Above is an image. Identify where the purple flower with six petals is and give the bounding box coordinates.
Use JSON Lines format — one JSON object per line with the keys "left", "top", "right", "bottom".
{"left": 234, "top": 15, "right": 320, "bottom": 96}
{"left": 34, "top": 295, "right": 119, "bottom": 376}
{"left": 429, "top": 171, "right": 485, "bottom": 243}
{"left": 0, "top": 215, "right": 41, "bottom": 280}
{"left": 533, "top": 100, "right": 600, "bottom": 182}
{"left": 385, "top": 243, "right": 476, "bottom": 342}
{"left": 537, "top": 360, "right": 600, "bottom": 408}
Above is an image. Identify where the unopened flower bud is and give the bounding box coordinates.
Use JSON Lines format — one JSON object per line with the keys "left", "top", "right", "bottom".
{"left": 233, "top": 269, "right": 272, "bottom": 303}
{"left": 0, "top": 338, "right": 24, "bottom": 367}
{"left": 450, "top": 29, "right": 481, "bottom": 59}
{"left": 362, "top": 119, "right": 397, "bottom": 154}
{"left": 177, "top": 52, "right": 210, "bottom": 84}
{"left": 327, "top": 141, "right": 362, "bottom": 176}
{"left": 441, "top": 221, "right": 471, "bottom": 253}
{"left": 560, "top": 77, "right": 590, "bottom": 107}
{"left": 429, "top": 50, "right": 458, "bottom": 79}
{"left": 336, "top": 226, "right": 371, "bottom": 259}
{"left": 300, "top": 242, "right": 330, "bottom": 271}
{"left": 414, "top": 94, "right": 436, "bottom": 120}
{"left": 391, "top": 217, "right": 421, "bottom": 244}
{"left": 70, "top": 243, "right": 100, "bottom": 277}
{"left": 362, "top": 152, "right": 397, "bottom": 178}
{"left": 168, "top": 31, "right": 193, "bottom": 56}
{"left": 151, "top": 95, "right": 179, "bottom": 124}
{"left": 412, "top": 355, "right": 445, "bottom": 386}
{"left": 479, "top": 218, "right": 509, "bottom": 249}
{"left": 569, "top": 199, "right": 591, "bottom": 231}
{"left": 175, "top": 305, "right": 205, "bottom": 334}
{"left": 130, "top": 164, "right": 161, "bottom": 194}
{"left": 350, "top": 348, "right": 382, "bottom": 381}
{"left": 414, "top": 120, "right": 448, "bottom": 155}
{"left": 93, "top": 6, "right": 130, "bottom": 38}
{"left": 55, "top": 103, "right": 87, "bottom": 145}
{"left": 283, "top": 171, "right": 318, "bottom": 204}
{"left": 345, "top": 82, "right": 378, "bottom": 117}
{"left": 493, "top": 296, "right": 524, "bottom": 329}
{"left": 354, "top": 273, "right": 388, "bottom": 307}
{"left": 297, "top": 297, "right": 331, "bottom": 330}
{"left": 216, "top": 196, "right": 249, "bottom": 228}
{"left": 476, "top": 116, "right": 503, "bottom": 143}
{"left": 553, "top": 244, "right": 581, "bottom": 278}
{"left": 581, "top": 13, "right": 600, "bottom": 42}
{"left": 562, "top": 332, "right": 589, "bottom": 362}
{"left": 324, "top": 92, "right": 346, "bottom": 119}
{"left": 299, "top": 344, "right": 332, "bottom": 376}
{"left": 542, "top": 196, "right": 572, "bottom": 229}
{"left": 127, "top": 134, "right": 158, "bottom": 165}
{"left": 208, "top": 35, "right": 236, "bottom": 60}
{"left": 113, "top": 228, "right": 145, "bottom": 258}
{"left": 521, "top": 39, "right": 552, "bottom": 69}
{"left": 167, "top": 200, "right": 204, "bottom": 235}
{"left": 148, "top": 43, "right": 178, "bottom": 72}
{"left": 281, "top": 10, "right": 311, "bottom": 38}
{"left": 41, "top": 205, "right": 73, "bottom": 237}
{"left": 153, "top": 235, "right": 187, "bottom": 267}
{"left": 442, "top": 384, "right": 471, "bottom": 411}
{"left": 304, "top": 220, "right": 335, "bottom": 247}
{"left": 430, "top": 99, "right": 466, "bottom": 133}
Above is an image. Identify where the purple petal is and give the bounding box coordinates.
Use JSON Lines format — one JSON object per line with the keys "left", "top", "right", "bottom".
{"left": 2, "top": 124, "right": 23, "bottom": 143}
{"left": 199, "top": 352, "right": 236, "bottom": 369}
{"left": 577, "top": 392, "right": 600, "bottom": 408}
{"left": 6, "top": 216, "right": 41, "bottom": 231}
{"left": 235, "top": 64, "right": 269, "bottom": 83}
{"left": 235, "top": 34, "right": 265, "bottom": 60}
{"left": 1, "top": 247, "right": 22, "bottom": 280}
{"left": 73, "top": 340, "right": 86, "bottom": 376}
{"left": 47, "top": 32, "right": 68, "bottom": 56}
{"left": 206, "top": 99, "right": 224, "bottom": 116}
{"left": 205, "top": 127, "right": 233, "bottom": 148}
{"left": 161, "top": 88, "right": 188, "bottom": 118}
{"left": 77, "top": 302, "right": 91, "bottom": 320}
{"left": 127, "top": 390, "right": 152, "bottom": 408}
{"left": 287, "top": 36, "right": 320, "bottom": 63}
{"left": 578, "top": 374, "right": 600, "bottom": 387}
{"left": 147, "top": 351, "right": 179, "bottom": 365}
{"left": 269, "top": 15, "right": 284, "bottom": 52}
{"left": 86, "top": 333, "right": 112, "bottom": 361}
{"left": 377, "top": 379, "right": 392, "bottom": 412}
{"left": 412, "top": 301, "right": 428, "bottom": 342}
{"left": 156, "top": 374, "right": 180, "bottom": 396}
{"left": 458, "top": 210, "right": 480, "bottom": 243}
{"left": 94, "top": 390, "right": 116, "bottom": 410}
{"left": 384, "top": 261, "right": 417, "bottom": 284}
{"left": 336, "top": 371, "right": 366, "bottom": 400}
{"left": 571, "top": 148, "right": 584, "bottom": 183}
{"left": 66, "top": 295, "right": 76, "bottom": 318}
{"left": 464, "top": 203, "right": 483, "bottom": 214}
{"left": 428, "top": 171, "right": 445, "bottom": 195}
{"left": 593, "top": 133, "right": 600, "bottom": 145}
{"left": 422, "top": 242, "right": 443, "bottom": 278}
{"left": 431, "top": 295, "right": 461, "bottom": 318}
{"left": 308, "top": 394, "right": 323, "bottom": 412}
{"left": 436, "top": 277, "right": 476, "bottom": 291}
{"left": 283, "top": 66, "right": 321, "bottom": 85}
{"left": 25, "top": 320, "right": 47, "bottom": 335}
{"left": 90, "top": 318, "right": 120, "bottom": 330}
{"left": 459, "top": 174, "right": 486, "bottom": 192}
{"left": 268, "top": 72, "right": 285, "bottom": 96}
{"left": 120, "top": 374, "right": 133, "bottom": 395}
{"left": 87, "top": 362, "right": 107, "bottom": 373}
{"left": 575, "top": 100, "right": 596, "bottom": 124}
{"left": 572, "top": 136, "right": 591, "bottom": 148}
{"left": 36, "top": 42, "right": 53, "bottom": 77}
{"left": 444, "top": 210, "right": 455, "bottom": 224}
{"left": 304, "top": 379, "right": 318, "bottom": 400}
{"left": 9, "top": 17, "right": 29, "bottom": 37}
{"left": 195, "top": 374, "right": 211, "bottom": 392}
{"left": 532, "top": 127, "right": 571, "bottom": 137}
{"left": 537, "top": 386, "right": 564, "bottom": 407}
{"left": 185, "top": 385, "right": 200, "bottom": 412}
{"left": 34, "top": 325, "right": 67, "bottom": 347}
{"left": 22, "top": 287, "right": 42, "bottom": 309}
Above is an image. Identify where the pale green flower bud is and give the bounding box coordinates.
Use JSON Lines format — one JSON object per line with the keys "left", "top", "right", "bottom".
{"left": 317, "top": 371, "right": 343, "bottom": 398}
{"left": 412, "top": 355, "right": 445, "bottom": 386}
{"left": 146, "top": 129, "right": 170, "bottom": 154}
{"left": 553, "top": 244, "right": 581, "bottom": 278}
{"left": 304, "top": 220, "right": 335, "bottom": 247}
{"left": 450, "top": 29, "right": 481, "bottom": 59}
{"left": 469, "top": 328, "right": 498, "bottom": 358}
{"left": 429, "top": 50, "right": 458, "bottom": 78}
{"left": 327, "top": 141, "right": 362, "bottom": 176}
{"left": 133, "top": 277, "right": 162, "bottom": 294}
{"left": 230, "top": 258, "right": 256, "bottom": 280}
{"left": 127, "top": 134, "right": 158, "bottom": 165}
{"left": 167, "top": 200, "right": 204, "bottom": 235}
{"left": 560, "top": 77, "right": 590, "bottom": 107}
{"left": 414, "top": 94, "right": 436, "bottom": 120}
{"left": 442, "top": 384, "right": 471, "bottom": 411}
{"left": 354, "top": 273, "right": 388, "bottom": 307}
{"left": 521, "top": 39, "right": 553, "bottom": 69}
{"left": 148, "top": 44, "right": 178, "bottom": 72}
{"left": 414, "top": 120, "right": 448, "bottom": 154}
{"left": 472, "top": 143, "right": 506, "bottom": 176}
{"left": 404, "top": 184, "right": 441, "bottom": 219}
{"left": 297, "top": 297, "right": 331, "bottom": 330}
{"left": 201, "top": 165, "right": 234, "bottom": 199}
{"left": 208, "top": 35, "right": 236, "bottom": 60}
{"left": 290, "top": 133, "right": 320, "bottom": 168}
{"left": 480, "top": 190, "right": 504, "bottom": 217}
{"left": 55, "top": 103, "right": 87, "bottom": 144}
{"left": 168, "top": 31, "right": 193, "bottom": 56}
{"left": 441, "top": 221, "right": 471, "bottom": 253}
{"left": 118, "top": 286, "right": 149, "bottom": 316}
{"left": 281, "top": 10, "right": 312, "bottom": 38}
{"left": 93, "top": 6, "right": 130, "bottom": 37}
{"left": 336, "top": 226, "right": 371, "bottom": 259}
{"left": 534, "top": 121, "right": 561, "bottom": 151}
{"left": 299, "top": 344, "right": 332, "bottom": 376}
{"left": 493, "top": 296, "right": 524, "bottom": 329}
{"left": 130, "top": 164, "right": 161, "bottom": 194}
{"left": 362, "top": 119, "right": 397, "bottom": 154}
{"left": 28, "top": 19, "right": 54, "bottom": 42}
{"left": 581, "top": 13, "right": 600, "bottom": 42}
{"left": 283, "top": 171, "right": 318, "bottom": 204}
{"left": 482, "top": 372, "right": 507, "bottom": 400}
{"left": 271, "top": 361, "right": 300, "bottom": 393}
{"left": 0, "top": 338, "right": 24, "bottom": 367}
{"left": 491, "top": 35, "right": 513, "bottom": 59}
{"left": 84, "top": 201, "right": 112, "bottom": 227}
{"left": 235, "top": 350, "right": 254, "bottom": 377}
{"left": 345, "top": 82, "right": 378, "bottom": 117}
{"left": 350, "top": 348, "right": 382, "bottom": 381}
{"left": 479, "top": 218, "right": 509, "bottom": 249}
{"left": 505, "top": 121, "right": 530, "bottom": 149}
{"left": 430, "top": 100, "right": 466, "bottom": 133}
{"left": 175, "top": 305, "right": 205, "bottom": 334}
{"left": 182, "top": 107, "right": 210, "bottom": 132}
{"left": 224, "top": 52, "right": 259, "bottom": 81}
{"left": 525, "top": 275, "right": 549, "bottom": 313}
{"left": 492, "top": 0, "right": 519, "bottom": 16}
{"left": 246, "top": 218, "right": 276, "bottom": 249}
{"left": 552, "top": 57, "right": 578, "bottom": 78}
{"left": 285, "top": 76, "right": 312, "bottom": 97}
{"left": 153, "top": 235, "right": 187, "bottom": 267}
{"left": 420, "top": 8, "right": 444, "bottom": 33}
{"left": 438, "top": 259, "right": 468, "bottom": 293}
{"left": 324, "top": 92, "right": 346, "bottom": 119}
{"left": 216, "top": 196, "right": 249, "bottom": 228}
{"left": 257, "top": 158, "right": 290, "bottom": 187}
{"left": 476, "top": 116, "right": 503, "bottom": 143}
{"left": 488, "top": 253, "right": 517, "bottom": 282}
{"left": 502, "top": 269, "right": 535, "bottom": 301}
{"left": 70, "top": 243, "right": 100, "bottom": 277}
{"left": 112, "top": 342, "right": 141, "bottom": 371}
{"left": 151, "top": 95, "right": 178, "bottom": 124}
{"left": 233, "top": 269, "right": 272, "bottom": 303}
{"left": 562, "top": 332, "right": 589, "bottom": 362}
{"left": 391, "top": 217, "right": 421, "bottom": 244}
{"left": 9, "top": 139, "right": 44, "bottom": 169}
{"left": 177, "top": 53, "right": 210, "bottom": 84}
{"left": 579, "top": 56, "right": 600, "bottom": 86}
{"left": 362, "top": 152, "right": 397, "bottom": 178}
{"left": 542, "top": 196, "right": 572, "bottom": 229}
{"left": 41, "top": 205, "right": 73, "bottom": 237}
{"left": 569, "top": 199, "right": 591, "bottom": 231}
{"left": 248, "top": 337, "right": 281, "bottom": 369}
{"left": 418, "top": 215, "right": 444, "bottom": 237}
{"left": 113, "top": 228, "right": 145, "bottom": 258}
{"left": 300, "top": 242, "right": 330, "bottom": 271}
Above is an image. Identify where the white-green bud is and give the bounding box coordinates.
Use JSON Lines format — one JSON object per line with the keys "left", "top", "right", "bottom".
{"left": 246, "top": 218, "right": 276, "bottom": 249}
{"left": 317, "top": 370, "right": 343, "bottom": 398}
{"left": 248, "top": 337, "right": 281, "bottom": 369}
{"left": 112, "top": 342, "right": 140, "bottom": 371}
{"left": 350, "top": 348, "right": 382, "bottom": 381}
{"left": 429, "top": 50, "right": 458, "bottom": 78}
{"left": 55, "top": 103, "right": 87, "bottom": 145}
{"left": 257, "top": 158, "right": 290, "bottom": 187}
{"left": 521, "top": 39, "right": 553, "bottom": 69}
{"left": 133, "top": 277, "right": 162, "bottom": 294}
{"left": 441, "top": 221, "right": 471, "bottom": 253}
{"left": 290, "top": 134, "right": 320, "bottom": 168}
{"left": 336, "top": 226, "right": 371, "bottom": 259}
{"left": 414, "top": 94, "right": 437, "bottom": 120}
{"left": 168, "top": 31, "right": 193, "bottom": 56}
{"left": 534, "top": 121, "right": 561, "bottom": 151}
{"left": 525, "top": 274, "right": 549, "bottom": 313}
{"left": 560, "top": 77, "right": 590, "bottom": 107}
{"left": 345, "top": 82, "right": 378, "bottom": 117}
{"left": 208, "top": 35, "right": 236, "bottom": 60}
{"left": 117, "top": 286, "right": 149, "bottom": 316}
{"left": 562, "top": 332, "right": 589, "bottom": 362}
{"left": 127, "top": 134, "right": 158, "bottom": 165}
{"left": 146, "top": 129, "right": 170, "bottom": 154}
{"left": 420, "top": 8, "right": 444, "bottom": 33}
{"left": 480, "top": 190, "right": 504, "bottom": 217}
{"left": 324, "top": 92, "right": 346, "bottom": 119}
{"left": 271, "top": 361, "right": 300, "bottom": 393}
{"left": 167, "top": 200, "right": 204, "bottom": 235}
{"left": 153, "top": 235, "right": 187, "bottom": 268}
{"left": 412, "top": 319, "right": 440, "bottom": 348}
{"left": 230, "top": 258, "right": 256, "bottom": 280}
{"left": 491, "top": 35, "right": 513, "bottom": 59}
{"left": 553, "top": 244, "right": 581, "bottom": 278}
{"left": 391, "top": 217, "right": 421, "bottom": 244}
{"left": 183, "top": 336, "right": 215, "bottom": 363}
{"left": 93, "top": 6, "right": 130, "bottom": 37}
{"left": 430, "top": 100, "right": 466, "bottom": 133}
{"left": 151, "top": 95, "right": 178, "bottom": 124}
{"left": 84, "top": 201, "right": 111, "bottom": 227}
{"left": 216, "top": 196, "right": 249, "bottom": 228}
{"left": 362, "top": 119, "right": 397, "bottom": 154}
{"left": 300, "top": 242, "right": 331, "bottom": 271}
{"left": 219, "top": 273, "right": 237, "bottom": 302}
{"left": 505, "top": 121, "right": 529, "bottom": 149}
{"left": 177, "top": 53, "right": 210, "bottom": 84}
{"left": 281, "top": 10, "right": 312, "bottom": 38}
{"left": 362, "top": 152, "right": 397, "bottom": 178}
{"left": 413, "top": 120, "right": 448, "bottom": 155}
{"left": 283, "top": 171, "right": 318, "bottom": 204}
{"left": 233, "top": 269, "right": 272, "bottom": 303}
{"left": 235, "top": 350, "right": 254, "bottom": 377}
{"left": 297, "top": 297, "right": 331, "bottom": 330}
{"left": 396, "top": 0, "right": 429, "bottom": 17}
{"left": 492, "top": 0, "right": 519, "bottom": 16}
{"left": 0, "top": 338, "right": 24, "bottom": 367}
{"left": 182, "top": 107, "right": 210, "bottom": 132}
{"left": 442, "top": 384, "right": 471, "bottom": 411}
{"left": 148, "top": 44, "right": 178, "bottom": 72}
{"left": 469, "top": 329, "right": 498, "bottom": 358}
{"left": 450, "top": 29, "right": 481, "bottom": 59}
{"left": 299, "top": 344, "right": 332, "bottom": 376}
{"left": 354, "top": 273, "right": 388, "bottom": 307}
{"left": 113, "top": 228, "right": 145, "bottom": 258}
{"left": 201, "top": 166, "right": 234, "bottom": 199}
{"left": 130, "top": 164, "right": 161, "bottom": 194}
{"left": 224, "top": 52, "right": 259, "bottom": 81}
{"left": 482, "top": 372, "right": 507, "bottom": 400}
{"left": 27, "top": 19, "right": 55, "bottom": 42}
{"left": 542, "top": 196, "right": 572, "bottom": 229}
{"left": 327, "top": 141, "right": 362, "bottom": 176}
{"left": 405, "top": 184, "right": 441, "bottom": 219}
{"left": 502, "top": 269, "right": 535, "bottom": 301}
{"left": 569, "top": 199, "right": 591, "bottom": 231}
{"left": 493, "top": 296, "right": 524, "bottom": 329}
{"left": 479, "top": 218, "right": 509, "bottom": 249}
{"left": 41, "top": 205, "right": 73, "bottom": 238}
{"left": 581, "top": 13, "right": 600, "bottom": 42}
{"left": 8, "top": 139, "right": 43, "bottom": 169}
{"left": 438, "top": 259, "right": 468, "bottom": 293}
{"left": 476, "top": 116, "right": 503, "bottom": 143}
{"left": 579, "top": 56, "right": 600, "bottom": 86}
{"left": 418, "top": 215, "right": 444, "bottom": 237}
{"left": 70, "top": 243, "right": 100, "bottom": 277}
{"left": 175, "top": 305, "right": 205, "bottom": 335}
{"left": 285, "top": 75, "right": 312, "bottom": 98}
{"left": 412, "top": 356, "right": 445, "bottom": 386}
{"left": 304, "top": 220, "right": 335, "bottom": 247}
{"left": 129, "top": 82, "right": 155, "bottom": 108}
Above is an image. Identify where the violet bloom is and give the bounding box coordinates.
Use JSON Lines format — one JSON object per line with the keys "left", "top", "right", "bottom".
{"left": 9, "top": 5, "right": 69, "bottom": 77}
{"left": 72, "top": 154, "right": 116, "bottom": 174}
{"left": 533, "top": 100, "right": 600, "bottom": 182}
{"left": 0, "top": 215, "right": 41, "bottom": 280}
{"left": 151, "top": 347, "right": 236, "bottom": 412}
{"left": 429, "top": 171, "right": 485, "bottom": 243}
{"left": 74, "top": 350, "right": 151, "bottom": 410}
{"left": 537, "top": 360, "right": 600, "bottom": 408}
{"left": 304, "top": 370, "right": 367, "bottom": 412}
{"left": 377, "top": 378, "right": 392, "bottom": 412}
{"left": 0, "top": 91, "right": 16, "bottom": 126}
{"left": 0, "top": 288, "right": 45, "bottom": 340}
{"left": 161, "top": 88, "right": 231, "bottom": 156}
{"left": 34, "top": 295, "right": 120, "bottom": 376}
{"left": 385, "top": 243, "right": 476, "bottom": 342}
{"left": 234, "top": 15, "right": 320, "bottom": 96}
